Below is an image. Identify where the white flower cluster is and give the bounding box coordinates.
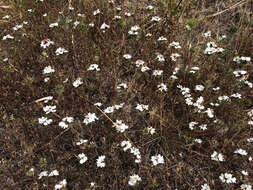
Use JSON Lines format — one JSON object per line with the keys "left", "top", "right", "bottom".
{"left": 151, "top": 154, "right": 164, "bottom": 166}
{"left": 128, "top": 174, "right": 141, "bottom": 186}
{"left": 113, "top": 120, "right": 129, "bottom": 133}
{"left": 55, "top": 47, "right": 68, "bottom": 55}
{"left": 55, "top": 179, "right": 67, "bottom": 190}
{"left": 188, "top": 121, "right": 207, "bottom": 131}
{"left": 153, "top": 70, "right": 163, "bottom": 76}
{"left": 43, "top": 66, "right": 55, "bottom": 74}
{"left": 170, "top": 53, "right": 181, "bottom": 62}
{"left": 96, "top": 155, "right": 106, "bottom": 168}
{"left": 189, "top": 66, "right": 200, "bottom": 74}
{"left": 58, "top": 116, "right": 74, "bottom": 129}
{"left": 247, "top": 109, "right": 253, "bottom": 126}
{"left": 201, "top": 183, "right": 211, "bottom": 190}
{"left": 87, "top": 64, "right": 100, "bottom": 71}
{"left": 151, "top": 16, "right": 161, "bottom": 22}
{"left": 78, "top": 153, "right": 88, "bottom": 164}
{"left": 136, "top": 103, "right": 149, "bottom": 112}
{"left": 146, "top": 126, "right": 156, "bottom": 135}
{"left": 241, "top": 184, "right": 252, "bottom": 190}
{"left": 2, "top": 34, "right": 14, "bottom": 40}
{"left": 83, "top": 113, "right": 98, "bottom": 125}
{"left": 204, "top": 42, "right": 224, "bottom": 55}
{"left": 121, "top": 140, "right": 141, "bottom": 163}
{"left": 38, "top": 169, "right": 59, "bottom": 179}
{"left": 219, "top": 173, "right": 236, "bottom": 184}
{"left": 234, "top": 148, "right": 248, "bottom": 156}
{"left": 158, "top": 36, "right": 167, "bottom": 41}
{"left": 169, "top": 41, "right": 181, "bottom": 49}
{"left": 43, "top": 105, "right": 56, "bottom": 114}
{"left": 73, "top": 77, "right": 83, "bottom": 88}
{"left": 211, "top": 151, "right": 225, "bottom": 162}
{"left": 156, "top": 53, "right": 165, "bottom": 62}
{"left": 38, "top": 116, "right": 53, "bottom": 126}
{"left": 233, "top": 56, "right": 251, "bottom": 63}
{"left": 40, "top": 39, "right": 54, "bottom": 49}
{"left": 170, "top": 66, "right": 180, "bottom": 79}
{"left": 123, "top": 54, "right": 132, "bottom": 59}
{"left": 157, "top": 83, "right": 167, "bottom": 92}
{"left": 128, "top": 25, "right": 140, "bottom": 35}
{"left": 104, "top": 103, "right": 124, "bottom": 113}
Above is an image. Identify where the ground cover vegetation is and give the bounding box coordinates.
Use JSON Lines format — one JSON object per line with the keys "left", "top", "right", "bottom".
{"left": 0, "top": 0, "right": 252, "bottom": 189}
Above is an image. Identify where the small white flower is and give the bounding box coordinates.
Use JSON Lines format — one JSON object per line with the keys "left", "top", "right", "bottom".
{"left": 230, "top": 93, "right": 242, "bottom": 99}
{"left": 100, "top": 23, "right": 110, "bottom": 30}
{"left": 43, "top": 66, "right": 55, "bottom": 74}
{"left": 203, "top": 31, "right": 211, "bottom": 38}
{"left": 55, "top": 179, "right": 67, "bottom": 190}
{"left": 195, "top": 85, "right": 205, "bottom": 91}
{"left": 170, "top": 53, "right": 181, "bottom": 62}
{"left": 93, "top": 9, "right": 100, "bottom": 16}
{"left": 241, "top": 170, "right": 248, "bottom": 176}
{"left": 136, "top": 104, "right": 149, "bottom": 112}
{"left": 241, "top": 184, "right": 252, "bottom": 190}
{"left": 83, "top": 113, "right": 98, "bottom": 125}
{"left": 73, "top": 77, "right": 83, "bottom": 88}
{"left": 48, "top": 170, "right": 59, "bottom": 177}
{"left": 145, "top": 33, "right": 152, "bottom": 37}
{"left": 123, "top": 54, "right": 132, "bottom": 59}
{"left": 157, "top": 83, "right": 167, "bottom": 92}
{"left": 55, "top": 47, "right": 68, "bottom": 55}
{"left": 169, "top": 41, "right": 181, "bottom": 49}
{"left": 189, "top": 121, "right": 198, "bottom": 130}
{"left": 38, "top": 171, "right": 48, "bottom": 179}
{"left": 125, "top": 12, "right": 132, "bottom": 17}
{"left": 219, "top": 173, "right": 236, "bottom": 184}
{"left": 104, "top": 106, "right": 115, "bottom": 113}
{"left": 205, "top": 108, "right": 214, "bottom": 118}
{"left": 151, "top": 16, "right": 161, "bottom": 22}
{"left": 62, "top": 116, "right": 74, "bottom": 123}
{"left": 146, "top": 126, "right": 156, "bottom": 135}
{"left": 234, "top": 148, "right": 248, "bottom": 156}
{"left": 44, "top": 77, "right": 50, "bottom": 82}
{"left": 128, "top": 174, "right": 141, "bottom": 186}
{"left": 49, "top": 22, "right": 58, "bottom": 28}
{"left": 135, "top": 60, "right": 145, "bottom": 67}
{"left": 87, "top": 64, "right": 100, "bottom": 71}
{"left": 201, "top": 183, "right": 211, "bottom": 190}
{"left": 153, "top": 70, "right": 163, "bottom": 76}
{"left": 113, "top": 15, "right": 121, "bottom": 20}
{"left": 141, "top": 66, "right": 150, "bottom": 72}
{"left": 2, "top": 34, "right": 14, "bottom": 40}
{"left": 211, "top": 151, "right": 225, "bottom": 162}
{"left": 41, "top": 39, "right": 54, "bottom": 49}
{"left": 59, "top": 121, "right": 68, "bottom": 129}
{"left": 195, "top": 139, "right": 202, "bottom": 144}
{"left": 146, "top": 5, "right": 153, "bottom": 10}
{"left": 89, "top": 23, "right": 94, "bottom": 27}
{"left": 2, "top": 15, "right": 10, "bottom": 19}
{"left": 117, "top": 83, "right": 128, "bottom": 89}
{"left": 156, "top": 54, "right": 165, "bottom": 62}
{"left": 43, "top": 105, "right": 56, "bottom": 114}
{"left": 247, "top": 138, "right": 253, "bottom": 143}
{"left": 151, "top": 154, "right": 164, "bottom": 166}
{"left": 121, "top": 140, "right": 132, "bottom": 151}
{"left": 38, "top": 116, "right": 53, "bottom": 126}
{"left": 114, "top": 120, "right": 128, "bottom": 133}
{"left": 96, "top": 155, "right": 106, "bottom": 168}
{"left": 76, "top": 139, "right": 88, "bottom": 146}
{"left": 94, "top": 102, "right": 102, "bottom": 107}
{"left": 78, "top": 153, "right": 88, "bottom": 164}
{"left": 158, "top": 36, "right": 167, "bottom": 41}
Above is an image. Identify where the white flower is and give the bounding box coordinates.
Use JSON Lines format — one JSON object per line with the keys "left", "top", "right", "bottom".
{"left": 49, "top": 22, "right": 58, "bottom": 28}
{"left": 241, "top": 184, "right": 252, "bottom": 190}
{"left": 78, "top": 153, "right": 88, "bottom": 164}
{"left": 121, "top": 140, "right": 132, "bottom": 151}
{"left": 41, "top": 39, "right": 55, "bottom": 49}
{"left": 156, "top": 54, "right": 165, "bottom": 62}
{"left": 136, "top": 104, "right": 149, "bottom": 112}
{"left": 96, "top": 155, "right": 106, "bottom": 168}
{"left": 76, "top": 139, "right": 88, "bottom": 146}
{"left": 73, "top": 77, "right": 83, "bottom": 88}
{"left": 219, "top": 173, "right": 236, "bottom": 184}
{"left": 199, "top": 124, "right": 207, "bottom": 130}
{"left": 204, "top": 42, "right": 224, "bottom": 54}
{"left": 87, "top": 64, "right": 100, "bottom": 71}
{"left": 141, "top": 66, "right": 150, "bottom": 72}
{"left": 2, "top": 15, "right": 10, "bottom": 19}
{"left": 104, "top": 106, "right": 115, "bottom": 113}
{"left": 145, "top": 33, "right": 152, "bottom": 37}
{"left": 55, "top": 47, "right": 68, "bottom": 55}
{"left": 38, "top": 171, "right": 48, "bottom": 179}
{"left": 158, "top": 83, "right": 167, "bottom": 92}
{"left": 43, "top": 66, "right": 55, "bottom": 74}
{"left": 241, "top": 170, "right": 248, "bottom": 176}
{"left": 151, "top": 16, "right": 161, "bottom": 22}
{"left": 146, "top": 5, "right": 153, "bottom": 10}
{"left": 128, "top": 174, "right": 141, "bottom": 186}
{"left": 195, "top": 85, "right": 205, "bottom": 91}
{"left": 59, "top": 121, "right": 68, "bottom": 129}
{"left": 43, "top": 105, "right": 56, "bottom": 114}
{"left": 195, "top": 139, "right": 202, "bottom": 144}
{"left": 201, "top": 183, "right": 211, "bottom": 190}
{"left": 38, "top": 116, "right": 53, "bottom": 126}
{"left": 13, "top": 24, "right": 23, "bottom": 31}
{"left": 117, "top": 83, "right": 128, "bottom": 89}
{"left": 205, "top": 108, "right": 214, "bottom": 118}
{"left": 113, "top": 15, "right": 121, "bottom": 20}
{"left": 170, "top": 53, "right": 181, "bottom": 61}
{"left": 189, "top": 121, "right": 198, "bottom": 130}
{"left": 203, "top": 31, "right": 211, "bottom": 38}
{"left": 153, "top": 70, "right": 163, "bottom": 76}
{"left": 44, "top": 77, "right": 50, "bottom": 82}
{"left": 123, "top": 54, "right": 132, "bottom": 59}
{"left": 125, "top": 12, "right": 132, "bottom": 17}
{"left": 83, "top": 113, "right": 98, "bottom": 125}
{"left": 211, "top": 151, "right": 225, "bottom": 162}
{"left": 234, "top": 148, "right": 248, "bottom": 156}
{"left": 213, "top": 87, "right": 220, "bottom": 91}
{"left": 55, "top": 179, "right": 67, "bottom": 190}
{"left": 73, "top": 21, "right": 80, "bottom": 28}
{"left": 62, "top": 116, "right": 74, "bottom": 123}
{"left": 93, "top": 9, "right": 100, "bottom": 16}
{"left": 114, "top": 120, "right": 128, "bottom": 133}
{"left": 151, "top": 154, "right": 164, "bottom": 166}
{"left": 169, "top": 41, "right": 181, "bottom": 49}
{"left": 48, "top": 170, "right": 59, "bottom": 177}
{"left": 158, "top": 36, "right": 167, "bottom": 41}
{"left": 230, "top": 93, "right": 242, "bottom": 99}
{"left": 247, "top": 138, "right": 253, "bottom": 143}
{"left": 146, "top": 127, "right": 156, "bottom": 135}
{"left": 233, "top": 70, "right": 247, "bottom": 77}
{"left": 89, "top": 23, "right": 94, "bottom": 27}
{"left": 94, "top": 102, "right": 102, "bottom": 107}
{"left": 100, "top": 23, "right": 110, "bottom": 30}
{"left": 135, "top": 60, "right": 145, "bottom": 67}
{"left": 2, "top": 34, "right": 14, "bottom": 40}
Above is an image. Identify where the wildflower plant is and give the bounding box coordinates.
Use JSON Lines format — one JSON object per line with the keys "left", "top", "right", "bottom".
{"left": 1, "top": 0, "right": 253, "bottom": 189}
